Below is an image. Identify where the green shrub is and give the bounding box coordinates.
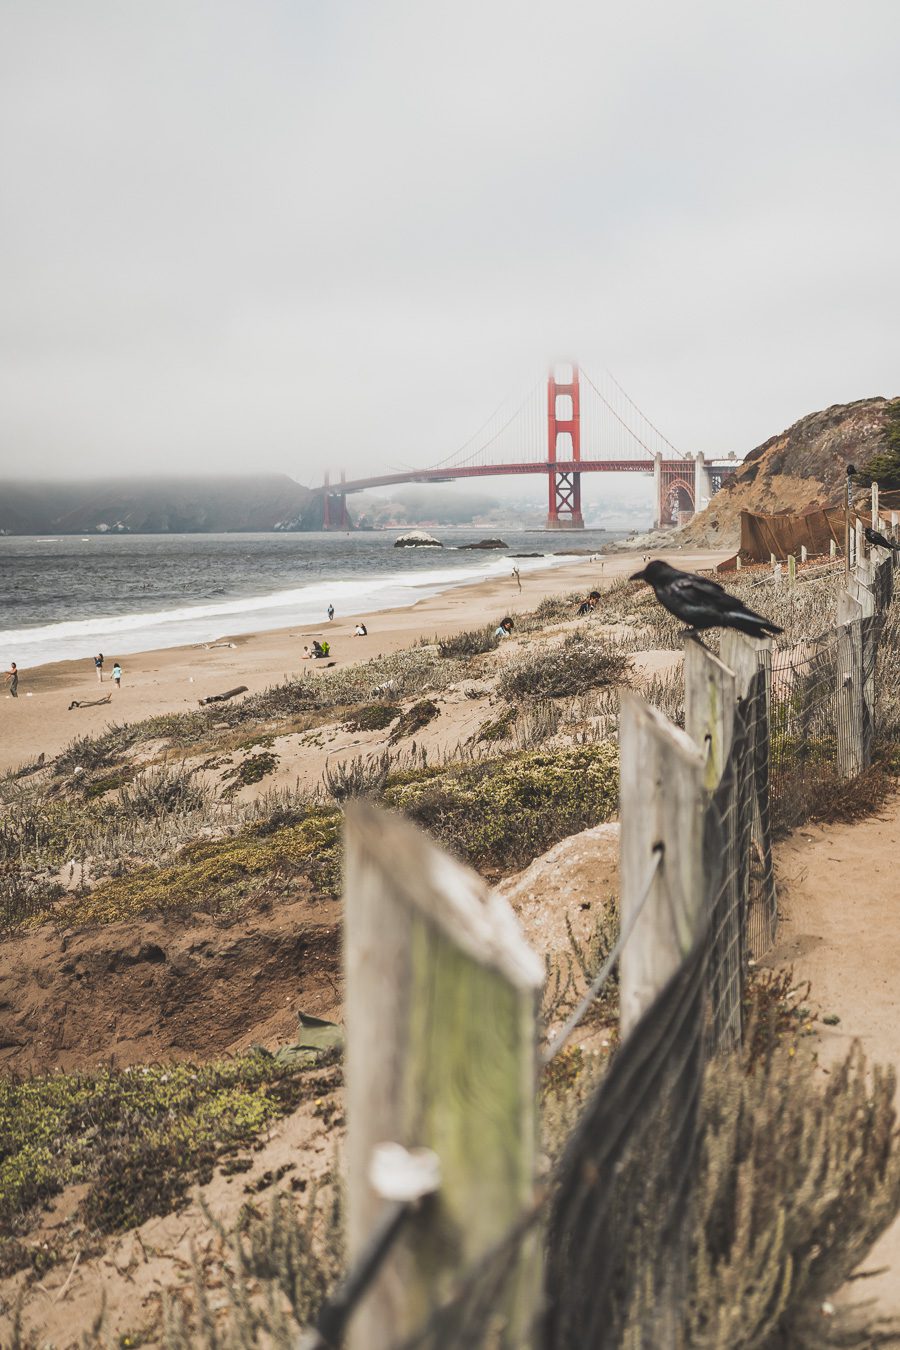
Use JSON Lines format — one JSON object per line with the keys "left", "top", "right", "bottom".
{"left": 0, "top": 1053, "right": 337, "bottom": 1239}
{"left": 224, "top": 751, "right": 280, "bottom": 788}
{"left": 343, "top": 702, "right": 400, "bottom": 732}
{"left": 389, "top": 699, "right": 440, "bottom": 742}
{"left": 56, "top": 809, "right": 343, "bottom": 925}
{"left": 383, "top": 743, "right": 619, "bottom": 871}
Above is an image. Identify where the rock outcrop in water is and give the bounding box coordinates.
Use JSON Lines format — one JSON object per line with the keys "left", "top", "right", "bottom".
{"left": 457, "top": 538, "right": 508, "bottom": 550}
{"left": 393, "top": 530, "right": 443, "bottom": 548}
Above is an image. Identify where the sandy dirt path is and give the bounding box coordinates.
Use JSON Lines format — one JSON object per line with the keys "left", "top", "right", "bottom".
{"left": 769, "top": 796, "right": 900, "bottom": 1318}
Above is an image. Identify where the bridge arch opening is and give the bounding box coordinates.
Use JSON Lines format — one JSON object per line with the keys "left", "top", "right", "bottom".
{"left": 663, "top": 480, "right": 695, "bottom": 526}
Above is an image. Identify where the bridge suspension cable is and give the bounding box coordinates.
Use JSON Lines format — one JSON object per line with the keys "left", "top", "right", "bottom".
{"left": 601, "top": 367, "right": 685, "bottom": 459}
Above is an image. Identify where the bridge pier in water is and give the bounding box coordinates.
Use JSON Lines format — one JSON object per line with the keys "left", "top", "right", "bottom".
{"left": 322, "top": 471, "right": 350, "bottom": 531}
{"left": 546, "top": 363, "right": 584, "bottom": 529}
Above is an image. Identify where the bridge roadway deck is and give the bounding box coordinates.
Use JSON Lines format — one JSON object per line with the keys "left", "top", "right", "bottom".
{"left": 318, "top": 459, "right": 690, "bottom": 496}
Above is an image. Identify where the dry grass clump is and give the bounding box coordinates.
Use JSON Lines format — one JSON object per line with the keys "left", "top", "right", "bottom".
{"left": 119, "top": 763, "right": 212, "bottom": 819}
{"left": 644, "top": 671, "right": 686, "bottom": 727}
{"left": 437, "top": 625, "right": 501, "bottom": 659}
{"left": 512, "top": 699, "right": 562, "bottom": 750}
{"left": 680, "top": 1041, "right": 900, "bottom": 1349}
{"left": 158, "top": 1184, "right": 343, "bottom": 1348}
{"left": 499, "top": 631, "right": 631, "bottom": 701}
{"left": 322, "top": 752, "right": 392, "bottom": 803}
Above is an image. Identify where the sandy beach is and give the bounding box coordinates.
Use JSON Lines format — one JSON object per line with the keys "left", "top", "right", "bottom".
{"left": 0, "top": 546, "right": 729, "bottom": 775}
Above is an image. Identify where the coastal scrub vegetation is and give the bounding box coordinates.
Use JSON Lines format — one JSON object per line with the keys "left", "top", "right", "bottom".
{"left": 858, "top": 397, "right": 900, "bottom": 489}
{"left": 437, "top": 624, "right": 500, "bottom": 658}
{"left": 22, "top": 742, "right": 618, "bottom": 928}
{"left": 153, "top": 1025, "right": 900, "bottom": 1347}
{"left": 0, "top": 1050, "right": 341, "bottom": 1277}
{"left": 383, "top": 742, "right": 618, "bottom": 871}
{"left": 499, "top": 630, "right": 632, "bottom": 700}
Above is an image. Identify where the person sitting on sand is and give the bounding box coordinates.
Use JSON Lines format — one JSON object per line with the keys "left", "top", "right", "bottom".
{"left": 311, "top": 641, "right": 324, "bottom": 658}
{"left": 319, "top": 639, "right": 330, "bottom": 657}
{"left": 494, "top": 617, "right": 514, "bottom": 638}
{"left": 5, "top": 662, "right": 18, "bottom": 698}
{"left": 353, "top": 623, "right": 368, "bottom": 636}
{"left": 301, "top": 644, "right": 313, "bottom": 659}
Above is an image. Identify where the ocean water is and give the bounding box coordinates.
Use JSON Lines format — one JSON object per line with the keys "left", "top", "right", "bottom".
{"left": 0, "top": 530, "right": 622, "bottom": 669}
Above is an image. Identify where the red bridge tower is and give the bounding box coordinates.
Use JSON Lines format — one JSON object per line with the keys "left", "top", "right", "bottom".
{"left": 546, "top": 364, "right": 583, "bottom": 529}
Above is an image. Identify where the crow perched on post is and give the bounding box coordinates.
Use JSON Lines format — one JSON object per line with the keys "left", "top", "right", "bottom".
{"left": 864, "top": 525, "right": 899, "bottom": 553}
{"left": 630, "top": 560, "right": 783, "bottom": 639}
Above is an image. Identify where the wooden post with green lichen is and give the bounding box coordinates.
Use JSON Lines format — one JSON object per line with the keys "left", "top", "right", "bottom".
{"left": 684, "top": 641, "right": 743, "bottom": 1043}
{"left": 343, "top": 802, "right": 544, "bottom": 1350}
{"left": 685, "top": 642, "right": 737, "bottom": 790}
{"left": 618, "top": 694, "right": 706, "bottom": 1036}
{"left": 720, "top": 631, "right": 777, "bottom": 952}
{"left": 788, "top": 554, "right": 796, "bottom": 586}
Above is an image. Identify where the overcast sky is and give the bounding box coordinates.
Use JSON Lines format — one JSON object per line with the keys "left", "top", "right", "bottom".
{"left": 1, "top": 0, "right": 898, "bottom": 489}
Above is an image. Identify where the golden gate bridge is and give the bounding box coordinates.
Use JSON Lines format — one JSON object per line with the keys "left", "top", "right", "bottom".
{"left": 316, "top": 364, "right": 738, "bottom": 531}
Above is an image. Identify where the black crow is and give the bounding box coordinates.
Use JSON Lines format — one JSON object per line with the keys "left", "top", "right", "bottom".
{"left": 630, "top": 560, "right": 783, "bottom": 639}
{"left": 864, "top": 525, "right": 899, "bottom": 553}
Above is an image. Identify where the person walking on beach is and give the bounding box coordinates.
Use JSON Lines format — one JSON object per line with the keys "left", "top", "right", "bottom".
{"left": 112, "top": 662, "right": 122, "bottom": 689}
{"left": 327, "top": 604, "right": 335, "bottom": 622}
{"left": 94, "top": 653, "right": 104, "bottom": 683}
{"left": 5, "top": 663, "right": 18, "bottom": 698}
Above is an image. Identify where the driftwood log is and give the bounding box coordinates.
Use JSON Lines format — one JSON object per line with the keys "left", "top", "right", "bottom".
{"left": 68, "top": 695, "right": 112, "bottom": 711}
{"left": 198, "top": 685, "right": 248, "bottom": 706}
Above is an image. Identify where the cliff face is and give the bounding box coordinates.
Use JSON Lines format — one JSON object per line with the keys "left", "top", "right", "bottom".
{"left": 682, "top": 397, "right": 892, "bottom": 548}
{"left": 0, "top": 474, "right": 317, "bottom": 534}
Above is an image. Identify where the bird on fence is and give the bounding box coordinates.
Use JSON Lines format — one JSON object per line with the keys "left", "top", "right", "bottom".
{"left": 630, "top": 560, "right": 783, "bottom": 640}
{"left": 864, "top": 525, "right": 899, "bottom": 553}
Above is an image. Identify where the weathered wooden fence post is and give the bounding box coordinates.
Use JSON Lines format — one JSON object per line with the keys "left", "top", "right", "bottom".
{"left": 344, "top": 803, "right": 544, "bottom": 1350}
{"left": 848, "top": 561, "right": 876, "bottom": 754}
{"left": 720, "top": 632, "right": 777, "bottom": 952}
{"left": 872, "top": 480, "right": 880, "bottom": 533}
{"left": 684, "top": 642, "right": 743, "bottom": 1043}
{"left": 836, "top": 592, "right": 865, "bottom": 779}
{"left": 684, "top": 642, "right": 737, "bottom": 789}
{"left": 618, "top": 694, "right": 706, "bottom": 1037}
